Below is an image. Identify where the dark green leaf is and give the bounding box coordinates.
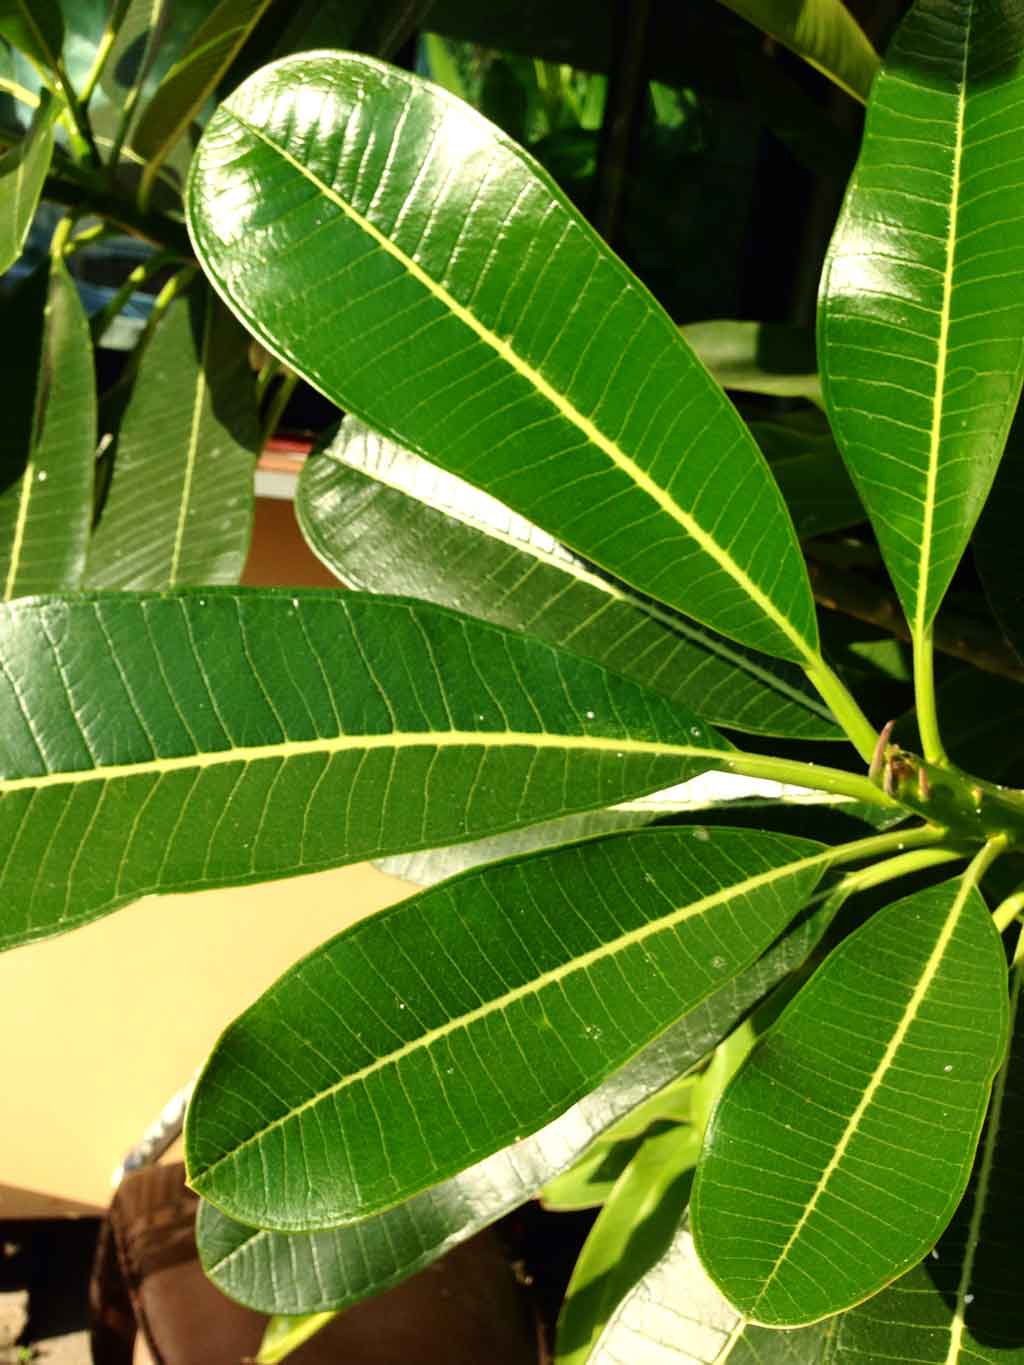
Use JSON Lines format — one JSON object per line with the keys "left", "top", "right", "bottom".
{"left": 187, "top": 53, "right": 818, "bottom": 664}
{"left": 822, "top": 964, "right": 1024, "bottom": 1362}
{"left": 716, "top": 0, "right": 879, "bottom": 101}
{"left": 819, "top": 0, "right": 1024, "bottom": 639}
{"left": 0, "top": 590, "right": 727, "bottom": 950}
{"left": 196, "top": 892, "right": 841, "bottom": 1314}
{"left": 0, "top": 0, "right": 63, "bottom": 76}
{"left": 974, "top": 411, "right": 1024, "bottom": 666}
{"left": 186, "top": 828, "right": 828, "bottom": 1229}
{"left": 0, "top": 88, "right": 59, "bottom": 273}
{"left": 0, "top": 259, "right": 96, "bottom": 599}
{"left": 297, "top": 420, "right": 841, "bottom": 740}
{"left": 692, "top": 877, "right": 1010, "bottom": 1326}
{"left": 86, "top": 286, "right": 258, "bottom": 589}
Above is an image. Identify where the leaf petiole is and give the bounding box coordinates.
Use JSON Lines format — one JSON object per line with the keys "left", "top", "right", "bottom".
{"left": 716, "top": 748, "right": 899, "bottom": 808}
{"left": 913, "top": 624, "right": 947, "bottom": 765}
{"left": 803, "top": 655, "right": 878, "bottom": 765}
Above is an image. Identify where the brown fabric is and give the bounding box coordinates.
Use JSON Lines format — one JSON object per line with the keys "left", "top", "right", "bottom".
{"left": 91, "top": 1163, "right": 540, "bottom": 1365}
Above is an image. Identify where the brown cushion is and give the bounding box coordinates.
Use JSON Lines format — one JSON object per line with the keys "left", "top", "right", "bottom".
{"left": 91, "top": 1163, "right": 540, "bottom": 1365}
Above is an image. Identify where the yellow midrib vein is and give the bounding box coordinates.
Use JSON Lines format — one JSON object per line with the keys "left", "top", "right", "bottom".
{"left": 0, "top": 729, "right": 720, "bottom": 794}
{"left": 224, "top": 102, "right": 812, "bottom": 663}
{"left": 192, "top": 845, "right": 829, "bottom": 1187}
{"left": 916, "top": 21, "right": 969, "bottom": 639}
{"left": 752, "top": 875, "right": 975, "bottom": 1314}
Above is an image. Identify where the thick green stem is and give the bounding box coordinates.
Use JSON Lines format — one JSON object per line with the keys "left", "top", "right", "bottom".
{"left": 716, "top": 749, "right": 900, "bottom": 809}
{"left": 48, "top": 215, "right": 74, "bottom": 261}
{"left": 803, "top": 656, "right": 878, "bottom": 765}
{"left": 829, "top": 845, "right": 965, "bottom": 900}
{"left": 41, "top": 163, "right": 192, "bottom": 257}
{"left": 913, "top": 624, "right": 947, "bottom": 765}
{"left": 824, "top": 822, "right": 951, "bottom": 872}
{"left": 965, "top": 832, "right": 1009, "bottom": 892}
{"left": 53, "top": 62, "right": 100, "bottom": 166}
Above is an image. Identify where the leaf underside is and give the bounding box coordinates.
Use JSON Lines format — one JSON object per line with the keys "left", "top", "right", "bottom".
{"left": 298, "top": 419, "right": 841, "bottom": 739}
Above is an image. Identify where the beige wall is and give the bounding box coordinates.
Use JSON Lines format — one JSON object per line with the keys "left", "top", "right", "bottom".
{"left": 0, "top": 862, "right": 410, "bottom": 1210}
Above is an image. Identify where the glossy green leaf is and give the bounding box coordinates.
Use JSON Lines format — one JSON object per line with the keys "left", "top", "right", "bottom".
{"left": 821, "top": 964, "right": 1024, "bottom": 1362}
{"left": 298, "top": 421, "right": 841, "bottom": 740}
{"left": 186, "top": 827, "right": 828, "bottom": 1230}
{"left": 0, "top": 260, "right": 96, "bottom": 601}
{"left": 590, "top": 1224, "right": 828, "bottom": 1364}
{"left": 85, "top": 286, "right": 258, "bottom": 589}
{"left": 819, "top": 0, "right": 1024, "bottom": 639}
{"left": 716, "top": 0, "right": 879, "bottom": 102}
{"left": 0, "top": 87, "right": 58, "bottom": 273}
{"left": 692, "top": 877, "right": 1010, "bottom": 1326}
{"left": 0, "top": 0, "right": 63, "bottom": 75}
{"left": 556, "top": 1125, "right": 701, "bottom": 1365}
{"left": 680, "top": 321, "right": 821, "bottom": 404}
{"left": 131, "top": 0, "right": 274, "bottom": 193}
{"left": 187, "top": 53, "right": 819, "bottom": 665}
{"left": 195, "top": 892, "right": 842, "bottom": 1314}
{"left": 0, "top": 590, "right": 728, "bottom": 950}
{"left": 974, "top": 410, "right": 1024, "bottom": 665}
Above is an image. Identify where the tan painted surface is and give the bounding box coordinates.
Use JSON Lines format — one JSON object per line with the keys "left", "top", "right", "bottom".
{"left": 0, "top": 862, "right": 410, "bottom": 1210}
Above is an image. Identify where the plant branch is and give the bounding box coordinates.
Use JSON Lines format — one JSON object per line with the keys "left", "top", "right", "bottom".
{"left": 52, "top": 62, "right": 100, "bottom": 166}
{"left": 913, "top": 624, "right": 947, "bottom": 766}
{"left": 824, "top": 821, "right": 952, "bottom": 872}
{"left": 965, "top": 832, "right": 1010, "bottom": 893}
{"left": 828, "top": 845, "right": 965, "bottom": 900}
{"left": 89, "top": 249, "right": 177, "bottom": 344}
{"left": 41, "top": 165, "right": 192, "bottom": 257}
